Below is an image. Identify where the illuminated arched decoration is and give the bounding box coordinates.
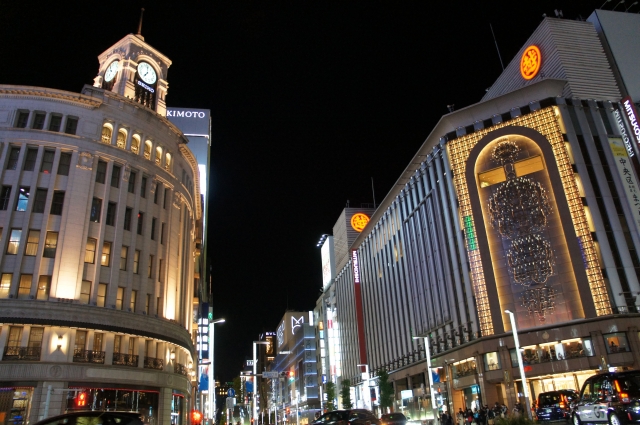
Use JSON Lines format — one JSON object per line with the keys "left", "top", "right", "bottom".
{"left": 131, "top": 134, "right": 141, "bottom": 154}
{"left": 101, "top": 123, "right": 113, "bottom": 144}
{"left": 447, "top": 110, "right": 611, "bottom": 337}
{"left": 116, "top": 128, "right": 127, "bottom": 149}
{"left": 144, "top": 140, "right": 152, "bottom": 160}
{"left": 351, "top": 213, "right": 370, "bottom": 232}
{"left": 165, "top": 153, "right": 172, "bottom": 172}
{"left": 520, "top": 45, "right": 541, "bottom": 80}
{"left": 155, "top": 146, "right": 163, "bottom": 165}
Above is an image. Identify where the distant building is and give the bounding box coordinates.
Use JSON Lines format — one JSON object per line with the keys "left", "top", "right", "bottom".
{"left": 0, "top": 32, "right": 201, "bottom": 424}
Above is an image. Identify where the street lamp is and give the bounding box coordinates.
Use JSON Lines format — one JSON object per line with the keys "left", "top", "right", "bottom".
{"left": 253, "top": 341, "right": 269, "bottom": 425}
{"left": 505, "top": 310, "right": 532, "bottom": 420}
{"left": 209, "top": 318, "right": 225, "bottom": 422}
{"left": 413, "top": 336, "right": 436, "bottom": 420}
{"left": 356, "top": 364, "right": 370, "bottom": 410}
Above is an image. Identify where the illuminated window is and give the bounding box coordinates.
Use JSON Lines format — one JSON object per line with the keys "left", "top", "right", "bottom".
{"left": 116, "top": 287, "right": 124, "bottom": 310}
{"left": 155, "top": 146, "right": 162, "bottom": 165}
{"left": 28, "top": 327, "right": 43, "bottom": 349}
{"left": 101, "top": 124, "right": 113, "bottom": 144}
{"left": 133, "top": 250, "right": 140, "bottom": 274}
{"left": 131, "top": 135, "right": 141, "bottom": 154}
{"left": 43, "top": 231, "right": 58, "bottom": 258}
{"left": 120, "top": 246, "right": 128, "bottom": 271}
{"left": 80, "top": 280, "right": 91, "bottom": 304}
{"left": 477, "top": 155, "right": 544, "bottom": 187}
{"left": 114, "top": 335, "right": 122, "bottom": 353}
{"left": 0, "top": 274, "right": 12, "bottom": 298}
{"left": 7, "top": 229, "right": 22, "bottom": 255}
{"left": 165, "top": 153, "right": 172, "bottom": 172}
{"left": 101, "top": 241, "right": 112, "bottom": 267}
{"left": 36, "top": 275, "right": 51, "bottom": 300}
{"left": 17, "top": 274, "right": 32, "bottom": 299}
{"left": 116, "top": 129, "right": 127, "bottom": 149}
{"left": 130, "top": 290, "right": 137, "bottom": 312}
{"left": 84, "top": 238, "right": 97, "bottom": 263}
{"left": 25, "top": 230, "right": 40, "bottom": 256}
{"left": 144, "top": 141, "right": 152, "bottom": 160}
{"left": 97, "top": 283, "right": 107, "bottom": 307}
{"left": 604, "top": 332, "right": 630, "bottom": 353}
{"left": 15, "top": 186, "right": 30, "bottom": 211}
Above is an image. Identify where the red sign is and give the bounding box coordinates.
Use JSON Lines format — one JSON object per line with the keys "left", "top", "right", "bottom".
{"left": 523, "top": 365, "right": 533, "bottom": 372}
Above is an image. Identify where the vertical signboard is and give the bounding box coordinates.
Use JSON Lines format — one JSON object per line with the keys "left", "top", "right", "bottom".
{"left": 609, "top": 137, "right": 640, "bottom": 236}
{"left": 321, "top": 236, "right": 335, "bottom": 290}
{"left": 351, "top": 249, "right": 367, "bottom": 365}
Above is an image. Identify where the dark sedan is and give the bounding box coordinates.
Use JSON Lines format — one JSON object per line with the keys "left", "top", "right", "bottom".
{"left": 32, "top": 411, "right": 144, "bottom": 425}
{"left": 381, "top": 413, "right": 407, "bottom": 425}
{"left": 313, "top": 409, "right": 381, "bottom": 425}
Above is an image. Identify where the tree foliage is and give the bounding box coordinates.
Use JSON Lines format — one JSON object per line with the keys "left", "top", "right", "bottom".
{"left": 340, "top": 379, "right": 353, "bottom": 409}
{"left": 233, "top": 376, "right": 243, "bottom": 404}
{"left": 326, "top": 382, "right": 337, "bottom": 412}
{"left": 377, "top": 369, "right": 394, "bottom": 413}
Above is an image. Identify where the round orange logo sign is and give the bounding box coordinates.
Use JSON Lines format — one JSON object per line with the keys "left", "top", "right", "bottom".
{"left": 351, "top": 213, "right": 370, "bottom": 232}
{"left": 520, "top": 45, "right": 541, "bottom": 80}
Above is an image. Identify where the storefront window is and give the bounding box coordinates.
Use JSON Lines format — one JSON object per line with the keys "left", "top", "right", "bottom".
{"left": 171, "top": 393, "right": 185, "bottom": 425}
{"left": 562, "top": 338, "right": 594, "bottom": 358}
{"left": 510, "top": 337, "right": 595, "bottom": 366}
{"left": 453, "top": 358, "right": 476, "bottom": 378}
{"left": 66, "top": 388, "right": 158, "bottom": 421}
{"left": 0, "top": 388, "right": 33, "bottom": 425}
{"left": 604, "top": 333, "right": 630, "bottom": 353}
{"left": 484, "top": 352, "right": 501, "bottom": 371}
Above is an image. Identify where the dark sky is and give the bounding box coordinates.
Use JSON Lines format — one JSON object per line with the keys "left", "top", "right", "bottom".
{"left": 0, "top": 0, "right": 609, "bottom": 381}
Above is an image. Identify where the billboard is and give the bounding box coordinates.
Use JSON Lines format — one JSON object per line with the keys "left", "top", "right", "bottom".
{"left": 276, "top": 311, "right": 308, "bottom": 348}
{"left": 321, "top": 236, "right": 335, "bottom": 290}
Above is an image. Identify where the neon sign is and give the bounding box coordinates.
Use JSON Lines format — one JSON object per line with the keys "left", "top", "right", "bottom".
{"left": 350, "top": 213, "right": 370, "bottom": 232}
{"left": 520, "top": 45, "right": 541, "bottom": 80}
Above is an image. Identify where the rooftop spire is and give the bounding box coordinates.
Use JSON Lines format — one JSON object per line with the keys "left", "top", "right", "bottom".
{"left": 136, "top": 8, "right": 145, "bottom": 39}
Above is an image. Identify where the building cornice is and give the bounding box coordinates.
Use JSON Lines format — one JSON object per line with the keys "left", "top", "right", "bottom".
{"left": 0, "top": 85, "right": 102, "bottom": 109}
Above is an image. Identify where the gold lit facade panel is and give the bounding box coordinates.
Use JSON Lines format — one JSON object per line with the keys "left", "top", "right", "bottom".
{"left": 446, "top": 108, "right": 612, "bottom": 336}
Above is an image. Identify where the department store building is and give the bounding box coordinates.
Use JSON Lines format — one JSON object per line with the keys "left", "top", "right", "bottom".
{"left": 324, "top": 9, "right": 640, "bottom": 417}
{"left": 0, "top": 32, "right": 202, "bottom": 424}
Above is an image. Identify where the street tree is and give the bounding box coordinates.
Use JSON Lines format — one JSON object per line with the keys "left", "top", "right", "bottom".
{"left": 326, "top": 382, "right": 337, "bottom": 411}
{"left": 340, "top": 379, "right": 353, "bottom": 409}
{"left": 377, "top": 369, "right": 394, "bottom": 413}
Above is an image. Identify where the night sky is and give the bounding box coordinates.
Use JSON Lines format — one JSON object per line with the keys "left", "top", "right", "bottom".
{"left": 0, "top": 0, "right": 609, "bottom": 381}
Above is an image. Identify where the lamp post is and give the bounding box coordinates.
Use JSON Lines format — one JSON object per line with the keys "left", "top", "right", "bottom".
{"left": 505, "top": 310, "right": 532, "bottom": 420}
{"left": 413, "top": 336, "right": 436, "bottom": 420}
{"left": 356, "top": 364, "right": 370, "bottom": 410}
{"left": 253, "top": 341, "right": 269, "bottom": 425}
{"left": 209, "top": 318, "right": 225, "bottom": 423}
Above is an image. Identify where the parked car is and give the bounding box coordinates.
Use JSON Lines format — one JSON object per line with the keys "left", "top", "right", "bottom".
{"left": 312, "top": 409, "right": 381, "bottom": 425}
{"left": 32, "top": 411, "right": 143, "bottom": 425}
{"left": 381, "top": 413, "right": 408, "bottom": 425}
{"left": 573, "top": 369, "right": 640, "bottom": 425}
{"left": 536, "top": 390, "right": 579, "bottom": 421}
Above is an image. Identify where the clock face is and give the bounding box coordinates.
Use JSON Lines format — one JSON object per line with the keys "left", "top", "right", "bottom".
{"left": 137, "top": 62, "right": 157, "bottom": 85}
{"left": 104, "top": 60, "right": 119, "bottom": 82}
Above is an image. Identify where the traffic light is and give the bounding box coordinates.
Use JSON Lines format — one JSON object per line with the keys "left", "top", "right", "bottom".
{"left": 191, "top": 410, "right": 203, "bottom": 425}
{"left": 288, "top": 371, "right": 295, "bottom": 383}
{"left": 76, "top": 392, "right": 87, "bottom": 407}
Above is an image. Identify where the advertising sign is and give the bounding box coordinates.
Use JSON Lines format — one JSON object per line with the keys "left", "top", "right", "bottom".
{"left": 277, "top": 312, "right": 307, "bottom": 348}
{"left": 321, "top": 236, "right": 335, "bottom": 290}
{"left": 609, "top": 137, "right": 640, "bottom": 236}
{"left": 166, "top": 107, "right": 211, "bottom": 136}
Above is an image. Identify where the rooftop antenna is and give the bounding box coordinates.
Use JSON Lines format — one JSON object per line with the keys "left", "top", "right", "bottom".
{"left": 489, "top": 23, "right": 505, "bottom": 71}
{"left": 137, "top": 8, "right": 145, "bottom": 38}
{"left": 371, "top": 177, "right": 377, "bottom": 209}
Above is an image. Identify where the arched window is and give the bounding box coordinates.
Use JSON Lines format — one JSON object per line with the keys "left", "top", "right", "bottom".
{"left": 165, "top": 153, "right": 172, "bottom": 172}
{"left": 144, "top": 141, "right": 152, "bottom": 160}
{"left": 101, "top": 124, "right": 113, "bottom": 144}
{"left": 155, "top": 147, "right": 163, "bottom": 165}
{"left": 117, "top": 129, "right": 127, "bottom": 149}
{"left": 131, "top": 135, "right": 141, "bottom": 154}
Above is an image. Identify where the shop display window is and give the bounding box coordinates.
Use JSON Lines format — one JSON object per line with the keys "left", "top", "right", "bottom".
{"left": 453, "top": 358, "right": 477, "bottom": 378}
{"left": 604, "top": 332, "right": 630, "bottom": 353}
{"left": 510, "top": 337, "right": 595, "bottom": 367}
{"left": 484, "top": 352, "right": 501, "bottom": 371}
{"left": 66, "top": 388, "right": 158, "bottom": 423}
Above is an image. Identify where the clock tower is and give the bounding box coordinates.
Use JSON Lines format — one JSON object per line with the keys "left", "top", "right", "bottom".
{"left": 93, "top": 33, "right": 171, "bottom": 116}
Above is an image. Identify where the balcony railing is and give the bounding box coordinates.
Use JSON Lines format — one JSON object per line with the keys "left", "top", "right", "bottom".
{"left": 112, "top": 353, "right": 139, "bottom": 367}
{"left": 144, "top": 356, "right": 164, "bottom": 370}
{"left": 3, "top": 346, "right": 41, "bottom": 361}
{"left": 73, "top": 349, "right": 105, "bottom": 364}
{"left": 174, "top": 362, "right": 188, "bottom": 375}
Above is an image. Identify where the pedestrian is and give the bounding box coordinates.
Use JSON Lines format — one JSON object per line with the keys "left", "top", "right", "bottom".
{"left": 487, "top": 406, "right": 495, "bottom": 425}
{"left": 501, "top": 404, "right": 508, "bottom": 418}
{"left": 457, "top": 409, "right": 465, "bottom": 425}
